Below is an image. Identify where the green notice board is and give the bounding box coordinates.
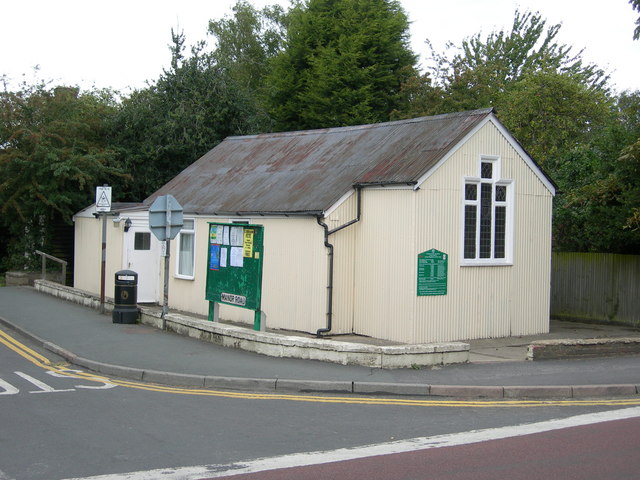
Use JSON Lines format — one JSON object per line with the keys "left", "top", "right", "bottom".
{"left": 205, "top": 223, "right": 264, "bottom": 311}
{"left": 417, "top": 249, "right": 448, "bottom": 296}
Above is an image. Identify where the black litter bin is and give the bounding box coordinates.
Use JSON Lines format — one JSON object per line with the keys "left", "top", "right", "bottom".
{"left": 113, "top": 270, "right": 139, "bottom": 324}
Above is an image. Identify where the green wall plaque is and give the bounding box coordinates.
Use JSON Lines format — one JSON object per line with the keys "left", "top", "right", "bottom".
{"left": 417, "top": 249, "right": 448, "bottom": 296}
{"left": 205, "top": 222, "right": 264, "bottom": 314}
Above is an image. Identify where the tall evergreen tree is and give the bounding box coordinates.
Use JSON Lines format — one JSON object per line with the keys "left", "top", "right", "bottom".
{"left": 266, "top": 0, "right": 418, "bottom": 131}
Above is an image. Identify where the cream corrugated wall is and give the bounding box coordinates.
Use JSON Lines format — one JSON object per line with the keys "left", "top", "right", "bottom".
{"left": 352, "top": 121, "right": 553, "bottom": 343}
{"left": 259, "top": 217, "right": 327, "bottom": 332}
{"left": 168, "top": 216, "right": 328, "bottom": 333}
{"left": 166, "top": 217, "right": 210, "bottom": 317}
{"left": 325, "top": 192, "right": 359, "bottom": 334}
{"left": 73, "top": 215, "right": 124, "bottom": 299}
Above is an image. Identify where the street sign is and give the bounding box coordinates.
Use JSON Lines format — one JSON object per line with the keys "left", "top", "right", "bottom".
{"left": 95, "top": 186, "right": 112, "bottom": 212}
{"left": 149, "top": 195, "right": 183, "bottom": 241}
{"left": 148, "top": 194, "right": 184, "bottom": 320}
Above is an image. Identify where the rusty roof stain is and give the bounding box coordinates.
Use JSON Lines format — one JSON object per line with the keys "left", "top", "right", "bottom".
{"left": 145, "top": 108, "right": 495, "bottom": 215}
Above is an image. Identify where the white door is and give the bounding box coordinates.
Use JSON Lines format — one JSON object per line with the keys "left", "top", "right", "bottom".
{"left": 125, "top": 226, "right": 161, "bottom": 303}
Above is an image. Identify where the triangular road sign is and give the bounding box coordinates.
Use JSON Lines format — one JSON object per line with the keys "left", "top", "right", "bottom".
{"left": 95, "top": 186, "right": 112, "bottom": 212}
{"left": 97, "top": 191, "right": 110, "bottom": 207}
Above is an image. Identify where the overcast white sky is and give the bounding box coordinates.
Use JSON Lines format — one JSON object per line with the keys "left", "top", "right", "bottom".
{"left": 2, "top": 0, "right": 638, "bottom": 94}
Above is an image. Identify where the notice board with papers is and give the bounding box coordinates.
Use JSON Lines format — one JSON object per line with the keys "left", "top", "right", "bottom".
{"left": 205, "top": 223, "right": 264, "bottom": 313}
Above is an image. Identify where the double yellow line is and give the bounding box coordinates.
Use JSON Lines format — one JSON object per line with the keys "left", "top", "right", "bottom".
{"left": 2, "top": 327, "right": 639, "bottom": 408}
{"left": 0, "top": 328, "right": 54, "bottom": 367}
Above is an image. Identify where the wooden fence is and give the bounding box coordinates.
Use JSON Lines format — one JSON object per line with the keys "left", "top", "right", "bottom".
{"left": 551, "top": 252, "right": 640, "bottom": 327}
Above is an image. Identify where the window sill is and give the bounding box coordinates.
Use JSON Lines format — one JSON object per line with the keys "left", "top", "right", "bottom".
{"left": 460, "top": 260, "right": 513, "bottom": 267}
{"left": 174, "top": 274, "right": 195, "bottom": 281}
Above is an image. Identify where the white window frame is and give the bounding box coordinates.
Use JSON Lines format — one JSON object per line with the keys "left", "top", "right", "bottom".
{"left": 461, "top": 156, "right": 514, "bottom": 266}
{"left": 175, "top": 218, "right": 196, "bottom": 280}
{"left": 229, "top": 218, "right": 251, "bottom": 224}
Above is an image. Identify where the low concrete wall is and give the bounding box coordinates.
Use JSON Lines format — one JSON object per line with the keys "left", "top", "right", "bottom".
{"left": 142, "top": 309, "right": 469, "bottom": 369}
{"left": 528, "top": 338, "right": 640, "bottom": 360}
{"left": 35, "top": 280, "right": 111, "bottom": 311}
{"left": 34, "top": 280, "right": 469, "bottom": 368}
{"left": 7, "top": 271, "right": 63, "bottom": 286}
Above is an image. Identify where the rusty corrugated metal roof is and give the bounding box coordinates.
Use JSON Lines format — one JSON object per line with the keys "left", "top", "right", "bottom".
{"left": 145, "top": 108, "right": 494, "bottom": 215}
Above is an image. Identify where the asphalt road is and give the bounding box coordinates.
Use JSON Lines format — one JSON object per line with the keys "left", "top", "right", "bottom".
{"left": 2, "top": 327, "right": 639, "bottom": 480}
{"left": 208, "top": 416, "right": 640, "bottom": 480}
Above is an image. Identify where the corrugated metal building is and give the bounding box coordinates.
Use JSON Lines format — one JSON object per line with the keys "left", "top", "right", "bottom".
{"left": 73, "top": 108, "right": 556, "bottom": 343}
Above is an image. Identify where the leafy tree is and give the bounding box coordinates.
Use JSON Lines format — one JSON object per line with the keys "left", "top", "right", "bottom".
{"left": 208, "top": 0, "right": 286, "bottom": 93}
{"left": 552, "top": 92, "right": 640, "bottom": 253}
{"left": 390, "top": 69, "right": 441, "bottom": 120}
{"left": 556, "top": 137, "right": 640, "bottom": 253}
{"left": 111, "top": 30, "right": 269, "bottom": 200}
{"left": 0, "top": 80, "right": 124, "bottom": 269}
{"left": 266, "top": 0, "right": 418, "bottom": 131}
{"left": 410, "top": 10, "right": 609, "bottom": 116}
{"left": 497, "top": 71, "right": 613, "bottom": 169}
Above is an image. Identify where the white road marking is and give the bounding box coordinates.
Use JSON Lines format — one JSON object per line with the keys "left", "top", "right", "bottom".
{"left": 0, "top": 378, "right": 19, "bottom": 395}
{"left": 46, "top": 369, "right": 117, "bottom": 390}
{"left": 62, "top": 406, "right": 640, "bottom": 480}
{"left": 0, "top": 468, "right": 16, "bottom": 480}
{"left": 14, "top": 371, "right": 75, "bottom": 393}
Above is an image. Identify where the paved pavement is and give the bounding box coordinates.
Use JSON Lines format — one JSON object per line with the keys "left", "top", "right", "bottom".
{"left": 1, "top": 286, "right": 639, "bottom": 398}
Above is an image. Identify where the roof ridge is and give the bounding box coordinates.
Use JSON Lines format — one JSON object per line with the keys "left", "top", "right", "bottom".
{"left": 226, "top": 108, "right": 495, "bottom": 141}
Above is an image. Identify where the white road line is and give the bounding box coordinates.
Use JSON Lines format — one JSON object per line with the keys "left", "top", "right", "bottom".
{"left": 62, "top": 406, "right": 640, "bottom": 480}
{"left": 0, "top": 468, "right": 16, "bottom": 480}
{"left": 14, "top": 371, "right": 74, "bottom": 393}
{"left": 0, "top": 378, "right": 19, "bottom": 395}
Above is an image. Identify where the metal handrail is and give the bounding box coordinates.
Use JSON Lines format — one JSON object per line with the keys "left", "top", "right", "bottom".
{"left": 34, "top": 250, "right": 67, "bottom": 285}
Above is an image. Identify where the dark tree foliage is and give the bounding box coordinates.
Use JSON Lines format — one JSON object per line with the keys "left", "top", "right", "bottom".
{"left": 553, "top": 92, "right": 640, "bottom": 253}
{"left": 110, "top": 31, "right": 269, "bottom": 201}
{"left": 497, "top": 70, "right": 612, "bottom": 170}
{"left": 266, "top": 0, "right": 418, "bottom": 131}
{"left": 0, "top": 80, "right": 124, "bottom": 270}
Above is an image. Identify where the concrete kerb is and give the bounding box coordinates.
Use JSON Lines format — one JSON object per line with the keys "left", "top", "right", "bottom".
{"left": 205, "top": 376, "right": 277, "bottom": 392}
{"left": 275, "top": 379, "right": 354, "bottom": 393}
{"left": 2, "top": 309, "right": 640, "bottom": 398}
{"left": 74, "top": 356, "right": 145, "bottom": 382}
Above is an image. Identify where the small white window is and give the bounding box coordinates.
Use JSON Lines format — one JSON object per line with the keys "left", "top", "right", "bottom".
{"left": 176, "top": 219, "right": 195, "bottom": 279}
{"left": 462, "top": 157, "right": 513, "bottom": 266}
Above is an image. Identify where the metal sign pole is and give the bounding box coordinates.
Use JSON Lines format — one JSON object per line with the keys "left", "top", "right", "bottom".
{"left": 95, "top": 184, "right": 112, "bottom": 315}
{"left": 100, "top": 213, "right": 107, "bottom": 314}
{"left": 148, "top": 194, "right": 183, "bottom": 326}
{"left": 161, "top": 198, "right": 171, "bottom": 322}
